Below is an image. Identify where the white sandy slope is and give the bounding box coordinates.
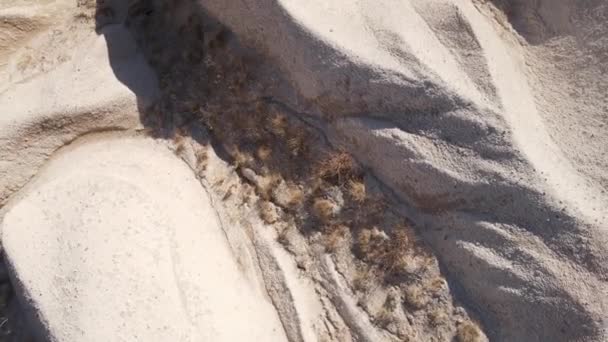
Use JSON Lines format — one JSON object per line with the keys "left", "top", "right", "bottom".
{"left": 199, "top": 0, "right": 608, "bottom": 341}
{"left": 0, "top": 3, "right": 296, "bottom": 342}
{"left": 0, "top": 0, "right": 606, "bottom": 341}
{"left": 1, "top": 134, "right": 288, "bottom": 342}
{"left": 0, "top": 0, "right": 159, "bottom": 206}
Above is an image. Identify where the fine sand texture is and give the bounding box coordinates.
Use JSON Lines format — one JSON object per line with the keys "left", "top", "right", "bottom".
{"left": 2, "top": 134, "right": 288, "bottom": 342}
{"left": 200, "top": 0, "right": 608, "bottom": 340}
{"left": 0, "top": 0, "right": 606, "bottom": 342}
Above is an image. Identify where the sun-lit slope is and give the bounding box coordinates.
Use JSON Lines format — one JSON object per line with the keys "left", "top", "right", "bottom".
{"left": 1, "top": 135, "right": 289, "bottom": 342}
{"left": 0, "top": 2, "right": 159, "bottom": 206}
{"left": 199, "top": 0, "right": 608, "bottom": 340}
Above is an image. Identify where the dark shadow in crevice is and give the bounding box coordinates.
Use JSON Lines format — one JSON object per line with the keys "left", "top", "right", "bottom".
{"left": 0, "top": 251, "right": 35, "bottom": 342}
{"left": 91, "top": 1, "right": 606, "bottom": 342}
{"left": 488, "top": 0, "right": 574, "bottom": 45}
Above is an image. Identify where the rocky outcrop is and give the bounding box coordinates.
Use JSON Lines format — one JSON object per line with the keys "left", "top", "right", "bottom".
{"left": 198, "top": 0, "right": 608, "bottom": 341}
{"left": 0, "top": 0, "right": 606, "bottom": 341}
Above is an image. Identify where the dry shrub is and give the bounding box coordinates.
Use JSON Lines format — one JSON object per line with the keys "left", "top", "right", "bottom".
{"left": 286, "top": 134, "right": 306, "bottom": 157}
{"left": 353, "top": 268, "right": 374, "bottom": 293}
{"left": 286, "top": 186, "right": 304, "bottom": 208}
{"left": 259, "top": 201, "right": 279, "bottom": 224}
{"left": 456, "top": 321, "right": 483, "bottom": 342}
{"left": 428, "top": 277, "right": 446, "bottom": 295}
{"left": 348, "top": 179, "right": 366, "bottom": 203}
{"left": 230, "top": 146, "right": 253, "bottom": 168}
{"left": 375, "top": 308, "right": 394, "bottom": 328}
{"left": 195, "top": 149, "right": 208, "bottom": 172}
{"left": 385, "top": 229, "right": 416, "bottom": 272}
{"left": 403, "top": 285, "right": 427, "bottom": 310}
{"left": 268, "top": 112, "right": 288, "bottom": 137}
{"left": 356, "top": 226, "right": 417, "bottom": 277}
{"left": 256, "top": 145, "right": 272, "bottom": 161}
{"left": 322, "top": 224, "right": 349, "bottom": 252}
{"left": 277, "top": 226, "right": 291, "bottom": 246}
{"left": 312, "top": 198, "right": 336, "bottom": 222}
{"left": 257, "top": 174, "right": 282, "bottom": 200}
{"left": 77, "top": 0, "right": 95, "bottom": 8}
{"left": 376, "top": 294, "right": 398, "bottom": 327}
{"left": 173, "top": 133, "right": 186, "bottom": 155}
{"left": 356, "top": 228, "right": 378, "bottom": 257}
{"left": 316, "top": 150, "right": 359, "bottom": 185}
{"left": 427, "top": 309, "right": 447, "bottom": 327}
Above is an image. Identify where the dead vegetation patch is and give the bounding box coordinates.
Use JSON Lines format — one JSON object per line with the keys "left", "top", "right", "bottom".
{"left": 138, "top": 9, "right": 485, "bottom": 340}
{"left": 456, "top": 320, "right": 484, "bottom": 342}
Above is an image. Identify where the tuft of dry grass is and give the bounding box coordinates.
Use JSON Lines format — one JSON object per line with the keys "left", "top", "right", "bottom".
{"left": 427, "top": 309, "right": 447, "bottom": 327}
{"left": 352, "top": 268, "right": 373, "bottom": 293}
{"left": 286, "top": 135, "right": 305, "bottom": 157}
{"left": 277, "top": 226, "right": 291, "bottom": 246}
{"left": 385, "top": 229, "right": 416, "bottom": 273}
{"left": 316, "top": 150, "right": 359, "bottom": 185}
{"left": 174, "top": 143, "right": 186, "bottom": 156}
{"left": 375, "top": 308, "right": 394, "bottom": 328}
{"left": 257, "top": 173, "right": 282, "bottom": 200}
{"left": 348, "top": 179, "right": 366, "bottom": 203}
{"left": 456, "top": 321, "right": 483, "bottom": 342}
{"left": 77, "top": 0, "right": 95, "bottom": 8}
{"left": 232, "top": 147, "right": 253, "bottom": 168}
{"left": 259, "top": 201, "right": 279, "bottom": 224}
{"left": 403, "top": 285, "right": 427, "bottom": 310}
{"left": 375, "top": 294, "right": 398, "bottom": 327}
{"left": 428, "top": 277, "right": 446, "bottom": 295}
{"left": 312, "top": 198, "right": 336, "bottom": 222}
{"left": 355, "top": 223, "right": 424, "bottom": 280}
{"left": 356, "top": 228, "right": 376, "bottom": 257}
{"left": 286, "top": 186, "right": 304, "bottom": 208}
{"left": 256, "top": 145, "right": 272, "bottom": 161}
{"left": 268, "top": 113, "right": 288, "bottom": 138}
{"left": 356, "top": 227, "right": 414, "bottom": 265}
{"left": 322, "top": 224, "right": 348, "bottom": 253}
{"left": 195, "top": 149, "right": 208, "bottom": 172}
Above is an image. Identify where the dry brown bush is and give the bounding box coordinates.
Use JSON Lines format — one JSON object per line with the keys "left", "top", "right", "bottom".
{"left": 322, "top": 224, "right": 349, "bottom": 252}
{"left": 316, "top": 150, "right": 359, "bottom": 185}
{"left": 256, "top": 145, "right": 272, "bottom": 161}
{"left": 286, "top": 187, "right": 304, "bottom": 208}
{"left": 312, "top": 198, "right": 336, "bottom": 222}
{"left": 195, "top": 149, "right": 208, "bottom": 172}
{"left": 403, "top": 285, "right": 427, "bottom": 310}
{"left": 456, "top": 321, "right": 483, "bottom": 342}
{"left": 259, "top": 201, "right": 279, "bottom": 224}
{"left": 348, "top": 179, "right": 366, "bottom": 203}
{"left": 427, "top": 309, "right": 447, "bottom": 327}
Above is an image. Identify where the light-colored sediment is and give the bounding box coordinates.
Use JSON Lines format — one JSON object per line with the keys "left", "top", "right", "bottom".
{"left": 201, "top": 0, "right": 608, "bottom": 341}
{"left": 1, "top": 134, "right": 288, "bottom": 342}
{"left": 0, "top": 0, "right": 606, "bottom": 341}
{"left": 0, "top": 1, "right": 158, "bottom": 206}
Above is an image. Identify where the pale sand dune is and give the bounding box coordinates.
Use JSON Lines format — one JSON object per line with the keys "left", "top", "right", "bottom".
{"left": 2, "top": 134, "right": 288, "bottom": 342}
{"left": 201, "top": 0, "right": 608, "bottom": 340}
{"left": 0, "top": 0, "right": 606, "bottom": 341}
{"left": 0, "top": 13, "right": 158, "bottom": 206}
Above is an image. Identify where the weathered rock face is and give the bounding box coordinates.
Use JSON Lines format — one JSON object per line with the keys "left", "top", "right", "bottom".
{"left": 197, "top": 0, "right": 608, "bottom": 341}
{"left": 1, "top": 135, "right": 288, "bottom": 342}
{"left": 0, "top": 0, "right": 606, "bottom": 341}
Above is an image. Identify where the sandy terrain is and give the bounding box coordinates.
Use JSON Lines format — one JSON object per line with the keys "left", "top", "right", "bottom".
{"left": 0, "top": 0, "right": 606, "bottom": 341}
{"left": 2, "top": 134, "right": 288, "bottom": 341}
